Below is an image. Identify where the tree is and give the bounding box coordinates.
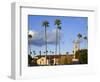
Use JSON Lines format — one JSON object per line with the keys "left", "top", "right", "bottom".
{"left": 83, "top": 36, "right": 88, "bottom": 49}
{"left": 66, "top": 52, "right": 69, "bottom": 55}
{"left": 28, "top": 33, "right": 32, "bottom": 56}
{"left": 55, "top": 19, "right": 61, "bottom": 65}
{"left": 39, "top": 51, "right": 41, "bottom": 56}
{"left": 55, "top": 19, "right": 61, "bottom": 55}
{"left": 44, "top": 51, "right": 46, "bottom": 54}
{"left": 77, "top": 33, "right": 82, "bottom": 39}
{"left": 28, "top": 55, "right": 33, "bottom": 66}
{"left": 75, "top": 49, "right": 88, "bottom": 64}
{"left": 28, "top": 34, "right": 32, "bottom": 39}
{"left": 58, "top": 26, "right": 61, "bottom": 55}
{"left": 30, "top": 51, "right": 32, "bottom": 55}
{"left": 77, "top": 33, "right": 82, "bottom": 50}
{"left": 33, "top": 51, "right": 36, "bottom": 56}
{"left": 46, "top": 50, "right": 48, "bottom": 55}
{"left": 28, "top": 55, "right": 38, "bottom": 66}
{"left": 42, "top": 20, "right": 49, "bottom": 65}
{"left": 52, "top": 51, "right": 54, "bottom": 55}
{"left": 84, "top": 36, "right": 87, "bottom": 40}
{"left": 50, "top": 51, "right": 52, "bottom": 55}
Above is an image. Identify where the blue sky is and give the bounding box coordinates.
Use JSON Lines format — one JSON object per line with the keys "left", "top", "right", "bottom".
{"left": 28, "top": 15, "right": 88, "bottom": 56}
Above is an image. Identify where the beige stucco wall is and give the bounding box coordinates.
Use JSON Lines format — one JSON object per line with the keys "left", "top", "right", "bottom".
{"left": 37, "top": 57, "right": 49, "bottom": 65}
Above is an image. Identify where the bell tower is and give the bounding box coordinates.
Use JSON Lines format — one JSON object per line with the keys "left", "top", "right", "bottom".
{"left": 73, "top": 40, "right": 79, "bottom": 58}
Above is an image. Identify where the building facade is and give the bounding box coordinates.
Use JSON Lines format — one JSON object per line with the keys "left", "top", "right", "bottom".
{"left": 36, "top": 55, "right": 74, "bottom": 65}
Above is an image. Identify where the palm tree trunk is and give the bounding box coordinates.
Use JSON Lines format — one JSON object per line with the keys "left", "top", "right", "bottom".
{"left": 84, "top": 40, "right": 88, "bottom": 49}
{"left": 59, "top": 29, "right": 61, "bottom": 63}
{"left": 55, "top": 28, "right": 58, "bottom": 56}
{"left": 29, "top": 44, "right": 32, "bottom": 55}
{"left": 45, "top": 27, "right": 47, "bottom": 65}
{"left": 58, "top": 29, "right": 60, "bottom": 55}
{"left": 79, "top": 39, "right": 81, "bottom": 50}
{"left": 58, "top": 29, "right": 61, "bottom": 64}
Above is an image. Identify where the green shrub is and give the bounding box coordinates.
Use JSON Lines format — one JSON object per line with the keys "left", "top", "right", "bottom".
{"left": 75, "top": 49, "right": 88, "bottom": 64}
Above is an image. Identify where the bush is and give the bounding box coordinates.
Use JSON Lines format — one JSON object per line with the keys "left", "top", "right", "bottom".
{"left": 28, "top": 55, "right": 38, "bottom": 66}
{"left": 75, "top": 49, "right": 88, "bottom": 64}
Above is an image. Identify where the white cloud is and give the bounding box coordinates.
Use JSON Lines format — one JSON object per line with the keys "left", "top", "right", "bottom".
{"left": 28, "top": 29, "right": 61, "bottom": 46}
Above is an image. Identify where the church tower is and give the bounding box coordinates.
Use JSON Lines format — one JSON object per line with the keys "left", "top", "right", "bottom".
{"left": 73, "top": 40, "right": 79, "bottom": 58}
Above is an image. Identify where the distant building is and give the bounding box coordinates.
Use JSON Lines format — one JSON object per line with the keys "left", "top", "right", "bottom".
{"left": 73, "top": 39, "right": 80, "bottom": 58}
{"left": 36, "top": 55, "right": 59, "bottom": 65}
{"left": 37, "top": 57, "right": 47, "bottom": 65}
{"left": 36, "top": 54, "right": 74, "bottom": 65}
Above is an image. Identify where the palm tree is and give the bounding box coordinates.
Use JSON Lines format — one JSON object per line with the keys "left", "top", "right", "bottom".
{"left": 84, "top": 36, "right": 87, "bottom": 39}
{"left": 30, "top": 51, "right": 32, "bottom": 55}
{"left": 28, "top": 33, "right": 32, "bottom": 56}
{"left": 83, "top": 36, "right": 88, "bottom": 49}
{"left": 28, "top": 34, "right": 32, "bottom": 39}
{"left": 52, "top": 51, "right": 54, "bottom": 55}
{"left": 42, "top": 20, "right": 49, "bottom": 65}
{"left": 39, "top": 51, "right": 41, "bottom": 56}
{"left": 46, "top": 50, "right": 48, "bottom": 55}
{"left": 44, "top": 51, "right": 46, "bottom": 55}
{"left": 72, "top": 51, "right": 74, "bottom": 54}
{"left": 33, "top": 51, "right": 36, "bottom": 56}
{"left": 77, "top": 33, "right": 82, "bottom": 50}
{"left": 50, "top": 51, "right": 52, "bottom": 55}
{"left": 66, "top": 52, "right": 69, "bottom": 55}
{"left": 28, "top": 55, "right": 33, "bottom": 66}
{"left": 77, "top": 33, "right": 82, "bottom": 39}
{"left": 55, "top": 19, "right": 61, "bottom": 56}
